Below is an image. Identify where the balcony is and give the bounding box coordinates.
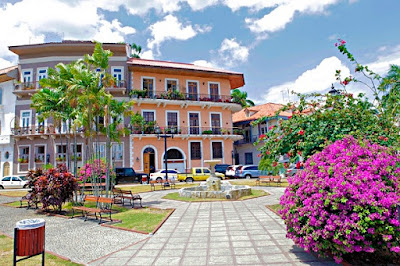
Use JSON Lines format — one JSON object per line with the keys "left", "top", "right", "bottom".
{"left": 234, "top": 136, "right": 258, "bottom": 145}
{"left": 14, "top": 80, "right": 127, "bottom": 98}
{"left": 130, "top": 90, "right": 242, "bottom": 112}
{"left": 128, "top": 125, "right": 244, "bottom": 140}
{"left": 11, "top": 125, "right": 84, "bottom": 140}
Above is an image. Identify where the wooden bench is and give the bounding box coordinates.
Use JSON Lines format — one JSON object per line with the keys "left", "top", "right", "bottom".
{"left": 20, "top": 194, "right": 39, "bottom": 209}
{"left": 72, "top": 195, "right": 114, "bottom": 224}
{"left": 150, "top": 179, "right": 176, "bottom": 191}
{"left": 256, "top": 175, "right": 282, "bottom": 186}
{"left": 112, "top": 188, "right": 142, "bottom": 208}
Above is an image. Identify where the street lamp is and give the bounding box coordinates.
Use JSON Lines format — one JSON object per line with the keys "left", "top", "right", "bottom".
{"left": 155, "top": 126, "right": 176, "bottom": 186}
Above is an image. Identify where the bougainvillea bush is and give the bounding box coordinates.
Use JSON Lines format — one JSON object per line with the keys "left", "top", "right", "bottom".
{"left": 280, "top": 136, "right": 400, "bottom": 263}
{"left": 28, "top": 164, "right": 77, "bottom": 212}
{"left": 78, "top": 159, "right": 115, "bottom": 183}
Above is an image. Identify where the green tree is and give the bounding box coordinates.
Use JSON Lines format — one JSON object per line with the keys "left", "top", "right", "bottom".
{"left": 231, "top": 89, "right": 255, "bottom": 107}
{"left": 130, "top": 43, "right": 142, "bottom": 58}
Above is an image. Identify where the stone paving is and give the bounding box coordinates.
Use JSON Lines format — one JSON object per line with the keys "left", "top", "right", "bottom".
{"left": 0, "top": 186, "right": 336, "bottom": 265}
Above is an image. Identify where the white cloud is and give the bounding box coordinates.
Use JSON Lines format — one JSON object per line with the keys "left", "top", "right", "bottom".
{"left": 260, "top": 56, "right": 351, "bottom": 104}
{"left": 141, "top": 50, "right": 155, "bottom": 60}
{"left": 186, "top": 0, "right": 220, "bottom": 11}
{"left": 244, "top": 0, "right": 340, "bottom": 35}
{"left": 216, "top": 38, "right": 249, "bottom": 68}
{"left": 0, "top": 0, "right": 135, "bottom": 61}
{"left": 192, "top": 60, "right": 216, "bottom": 68}
{"left": 366, "top": 45, "right": 400, "bottom": 75}
{"left": 147, "top": 15, "right": 210, "bottom": 55}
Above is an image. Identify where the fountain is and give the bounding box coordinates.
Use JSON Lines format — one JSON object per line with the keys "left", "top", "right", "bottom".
{"left": 179, "top": 160, "right": 251, "bottom": 200}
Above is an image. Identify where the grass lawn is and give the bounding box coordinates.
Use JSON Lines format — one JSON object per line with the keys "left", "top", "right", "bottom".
{"left": 111, "top": 208, "right": 172, "bottom": 233}
{"left": 119, "top": 183, "right": 197, "bottom": 194}
{"left": 0, "top": 191, "right": 29, "bottom": 197}
{"left": 0, "top": 235, "right": 81, "bottom": 266}
{"left": 228, "top": 178, "right": 289, "bottom": 187}
{"left": 162, "top": 189, "right": 269, "bottom": 202}
{"left": 266, "top": 203, "right": 283, "bottom": 216}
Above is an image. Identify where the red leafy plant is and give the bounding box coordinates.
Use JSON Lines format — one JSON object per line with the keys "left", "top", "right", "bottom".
{"left": 27, "top": 164, "right": 78, "bottom": 212}
{"left": 280, "top": 136, "right": 400, "bottom": 263}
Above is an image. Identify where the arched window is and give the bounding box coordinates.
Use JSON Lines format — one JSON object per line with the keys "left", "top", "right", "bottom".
{"left": 164, "top": 149, "right": 183, "bottom": 159}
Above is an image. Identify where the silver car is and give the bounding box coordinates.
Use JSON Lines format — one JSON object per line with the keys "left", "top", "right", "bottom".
{"left": 235, "top": 165, "right": 260, "bottom": 179}
{"left": 0, "top": 176, "right": 28, "bottom": 189}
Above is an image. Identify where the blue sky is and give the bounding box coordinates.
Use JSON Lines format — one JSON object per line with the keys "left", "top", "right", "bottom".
{"left": 1, "top": 0, "right": 399, "bottom": 103}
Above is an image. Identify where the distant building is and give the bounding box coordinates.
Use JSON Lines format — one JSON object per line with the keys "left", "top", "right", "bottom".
{"left": 232, "top": 103, "right": 291, "bottom": 165}
{"left": 0, "top": 66, "right": 18, "bottom": 177}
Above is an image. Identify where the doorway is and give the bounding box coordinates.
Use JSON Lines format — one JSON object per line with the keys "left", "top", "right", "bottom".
{"left": 3, "top": 162, "right": 10, "bottom": 176}
{"left": 143, "top": 147, "right": 155, "bottom": 175}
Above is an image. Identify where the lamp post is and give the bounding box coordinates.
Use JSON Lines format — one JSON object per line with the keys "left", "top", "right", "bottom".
{"left": 155, "top": 126, "right": 175, "bottom": 185}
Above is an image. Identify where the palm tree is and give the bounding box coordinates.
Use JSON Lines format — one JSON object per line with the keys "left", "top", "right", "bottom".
{"left": 231, "top": 89, "right": 255, "bottom": 108}
{"left": 380, "top": 65, "right": 400, "bottom": 123}
{"left": 130, "top": 43, "right": 142, "bottom": 58}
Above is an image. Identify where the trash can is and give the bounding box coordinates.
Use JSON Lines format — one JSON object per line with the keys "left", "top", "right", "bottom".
{"left": 142, "top": 175, "right": 148, "bottom": 184}
{"left": 14, "top": 219, "right": 45, "bottom": 265}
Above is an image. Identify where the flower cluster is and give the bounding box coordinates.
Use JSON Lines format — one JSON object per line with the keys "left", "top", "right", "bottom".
{"left": 78, "top": 159, "right": 115, "bottom": 183}
{"left": 280, "top": 136, "right": 400, "bottom": 263}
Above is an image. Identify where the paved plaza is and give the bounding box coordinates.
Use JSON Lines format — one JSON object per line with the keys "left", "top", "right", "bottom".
{"left": 0, "top": 186, "right": 336, "bottom": 265}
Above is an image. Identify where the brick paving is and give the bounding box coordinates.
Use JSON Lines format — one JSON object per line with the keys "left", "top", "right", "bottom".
{"left": 90, "top": 187, "right": 337, "bottom": 266}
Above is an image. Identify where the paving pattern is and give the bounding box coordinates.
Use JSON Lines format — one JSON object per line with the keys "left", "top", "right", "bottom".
{"left": 0, "top": 187, "right": 336, "bottom": 265}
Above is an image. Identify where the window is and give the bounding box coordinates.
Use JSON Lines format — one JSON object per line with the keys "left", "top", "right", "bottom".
{"left": 56, "top": 144, "right": 67, "bottom": 161}
{"left": 195, "top": 168, "right": 202, "bottom": 174}
{"left": 203, "top": 169, "right": 210, "bottom": 174}
{"left": 71, "top": 144, "right": 83, "bottom": 161}
{"left": 189, "top": 113, "right": 200, "bottom": 135}
{"left": 187, "top": 81, "right": 198, "bottom": 100}
{"left": 19, "top": 146, "right": 29, "bottom": 162}
{"left": 210, "top": 113, "right": 221, "bottom": 134}
{"left": 245, "top": 153, "right": 253, "bottom": 165}
{"left": 35, "top": 146, "right": 45, "bottom": 163}
{"left": 166, "top": 112, "right": 178, "bottom": 131}
{"left": 190, "top": 142, "right": 201, "bottom": 160}
{"left": 22, "top": 70, "right": 32, "bottom": 85}
{"left": 112, "top": 67, "right": 124, "bottom": 87}
{"left": 2, "top": 177, "right": 10, "bottom": 181}
{"left": 94, "top": 143, "right": 106, "bottom": 159}
{"left": 142, "top": 78, "right": 155, "bottom": 96}
{"left": 212, "top": 142, "right": 223, "bottom": 159}
{"left": 37, "top": 68, "right": 47, "bottom": 88}
{"left": 166, "top": 79, "right": 178, "bottom": 91}
{"left": 143, "top": 111, "right": 155, "bottom": 122}
{"left": 209, "top": 83, "right": 220, "bottom": 101}
{"left": 112, "top": 143, "right": 123, "bottom": 161}
{"left": 0, "top": 88, "right": 2, "bottom": 104}
{"left": 56, "top": 120, "right": 69, "bottom": 133}
{"left": 96, "top": 68, "right": 105, "bottom": 84}
{"left": 20, "top": 111, "right": 31, "bottom": 128}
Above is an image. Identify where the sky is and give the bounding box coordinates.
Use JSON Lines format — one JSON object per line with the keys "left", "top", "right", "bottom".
{"left": 1, "top": 0, "right": 400, "bottom": 104}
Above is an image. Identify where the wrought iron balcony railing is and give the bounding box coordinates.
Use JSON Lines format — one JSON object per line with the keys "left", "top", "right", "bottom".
{"left": 127, "top": 125, "right": 244, "bottom": 136}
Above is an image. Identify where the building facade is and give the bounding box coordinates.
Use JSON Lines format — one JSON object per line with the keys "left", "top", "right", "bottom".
{"left": 0, "top": 66, "right": 18, "bottom": 177}
{"left": 233, "top": 103, "right": 290, "bottom": 166}
{"left": 8, "top": 41, "right": 244, "bottom": 175}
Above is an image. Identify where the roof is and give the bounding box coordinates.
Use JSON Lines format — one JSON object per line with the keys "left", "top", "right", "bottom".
{"left": 9, "top": 40, "right": 129, "bottom": 58}
{"left": 233, "top": 103, "right": 292, "bottom": 123}
{"left": 0, "top": 65, "right": 18, "bottom": 83}
{"left": 127, "top": 58, "right": 245, "bottom": 89}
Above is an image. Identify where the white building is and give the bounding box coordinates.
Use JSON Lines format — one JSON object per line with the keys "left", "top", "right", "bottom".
{"left": 0, "top": 66, "right": 18, "bottom": 177}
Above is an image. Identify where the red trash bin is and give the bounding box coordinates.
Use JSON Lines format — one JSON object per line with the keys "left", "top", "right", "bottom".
{"left": 14, "top": 218, "right": 45, "bottom": 265}
{"left": 142, "top": 176, "right": 148, "bottom": 184}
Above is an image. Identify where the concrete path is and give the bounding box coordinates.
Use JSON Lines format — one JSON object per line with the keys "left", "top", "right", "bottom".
{"left": 0, "top": 187, "right": 336, "bottom": 265}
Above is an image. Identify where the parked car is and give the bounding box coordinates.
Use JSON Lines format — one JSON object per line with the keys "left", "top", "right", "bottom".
{"left": 225, "top": 165, "right": 242, "bottom": 178}
{"left": 235, "top": 165, "right": 260, "bottom": 179}
{"left": 149, "top": 169, "right": 179, "bottom": 182}
{"left": 214, "top": 164, "right": 230, "bottom": 174}
{"left": 177, "top": 167, "right": 225, "bottom": 182}
{"left": 0, "top": 176, "right": 28, "bottom": 189}
{"left": 115, "top": 168, "right": 148, "bottom": 184}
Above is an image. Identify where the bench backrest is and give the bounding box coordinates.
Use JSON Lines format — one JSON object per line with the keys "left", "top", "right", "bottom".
{"left": 85, "top": 195, "right": 98, "bottom": 203}
{"left": 112, "top": 188, "right": 122, "bottom": 194}
{"left": 98, "top": 196, "right": 114, "bottom": 204}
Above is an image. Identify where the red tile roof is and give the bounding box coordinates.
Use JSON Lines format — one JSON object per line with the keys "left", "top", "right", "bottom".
{"left": 233, "top": 103, "right": 292, "bottom": 123}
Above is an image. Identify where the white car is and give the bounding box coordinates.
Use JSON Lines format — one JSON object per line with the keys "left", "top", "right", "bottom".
{"left": 0, "top": 176, "right": 28, "bottom": 189}
{"left": 149, "top": 169, "right": 179, "bottom": 182}
{"left": 225, "top": 165, "right": 242, "bottom": 178}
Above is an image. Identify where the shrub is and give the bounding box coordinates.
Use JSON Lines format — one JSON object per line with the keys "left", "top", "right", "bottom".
{"left": 280, "top": 136, "right": 400, "bottom": 263}
{"left": 78, "top": 159, "right": 115, "bottom": 183}
{"left": 27, "top": 164, "right": 77, "bottom": 212}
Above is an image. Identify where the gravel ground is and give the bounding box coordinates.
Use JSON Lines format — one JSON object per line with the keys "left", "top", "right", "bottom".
{"left": 0, "top": 195, "right": 148, "bottom": 264}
